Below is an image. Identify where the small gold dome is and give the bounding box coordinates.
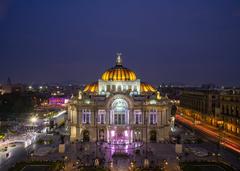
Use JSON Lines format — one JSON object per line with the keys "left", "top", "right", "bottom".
{"left": 140, "top": 82, "right": 156, "bottom": 93}
{"left": 83, "top": 82, "right": 98, "bottom": 93}
{"left": 101, "top": 54, "right": 137, "bottom": 81}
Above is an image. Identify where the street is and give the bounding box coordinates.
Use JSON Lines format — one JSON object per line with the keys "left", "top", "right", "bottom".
{"left": 175, "top": 114, "right": 240, "bottom": 169}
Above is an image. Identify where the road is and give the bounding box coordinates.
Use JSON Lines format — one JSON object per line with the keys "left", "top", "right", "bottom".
{"left": 173, "top": 119, "right": 240, "bottom": 169}
{"left": 176, "top": 114, "right": 240, "bottom": 153}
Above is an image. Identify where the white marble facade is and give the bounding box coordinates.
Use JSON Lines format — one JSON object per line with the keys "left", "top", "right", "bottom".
{"left": 68, "top": 55, "right": 172, "bottom": 143}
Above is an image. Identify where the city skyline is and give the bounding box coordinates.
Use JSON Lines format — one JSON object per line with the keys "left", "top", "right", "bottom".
{"left": 1, "top": 1, "right": 240, "bottom": 170}
{"left": 1, "top": 1, "right": 240, "bottom": 85}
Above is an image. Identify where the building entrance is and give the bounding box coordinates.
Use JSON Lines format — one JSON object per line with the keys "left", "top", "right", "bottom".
{"left": 109, "top": 128, "right": 132, "bottom": 145}
{"left": 110, "top": 98, "right": 129, "bottom": 125}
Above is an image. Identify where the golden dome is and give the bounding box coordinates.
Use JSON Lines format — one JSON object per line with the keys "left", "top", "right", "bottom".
{"left": 140, "top": 82, "right": 156, "bottom": 93}
{"left": 101, "top": 54, "right": 137, "bottom": 81}
{"left": 83, "top": 82, "right": 98, "bottom": 93}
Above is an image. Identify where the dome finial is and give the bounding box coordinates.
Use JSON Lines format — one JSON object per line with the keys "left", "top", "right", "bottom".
{"left": 116, "top": 52, "right": 122, "bottom": 66}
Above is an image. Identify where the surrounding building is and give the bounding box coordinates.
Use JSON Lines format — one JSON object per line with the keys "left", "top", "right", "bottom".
{"left": 217, "top": 90, "right": 240, "bottom": 134}
{"left": 179, "top": 89, "right": 220, "bottom": 125}
{"left": 179, "top": 88, "right": 240, "bottom": 135}
{"left": 0, "top": 83, "right": 26, "bottom": 95}
{"left": 68, "top": 54, "right": 173, "bottom": 144}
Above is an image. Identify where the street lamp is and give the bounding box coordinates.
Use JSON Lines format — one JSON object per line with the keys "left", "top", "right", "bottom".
{"left": 217, "top": 120, "right": 224, "bottom": 162}
{"left": 129, "top": 161, "right": 136, "bottom": 171}
{"left": 30, "top": 116, "right": 38, "bottom": 124}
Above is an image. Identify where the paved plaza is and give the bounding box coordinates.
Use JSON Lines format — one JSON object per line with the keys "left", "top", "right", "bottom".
{"left": 2, "top": 123, "right": 240, "bottom": 171}
{"left": 61, "top": 141, "right": 180, "bottom": 171}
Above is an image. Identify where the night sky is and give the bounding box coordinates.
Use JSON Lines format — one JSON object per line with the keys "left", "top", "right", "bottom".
{"left": 0, "top": 0, "right": 240, "bottom": 86}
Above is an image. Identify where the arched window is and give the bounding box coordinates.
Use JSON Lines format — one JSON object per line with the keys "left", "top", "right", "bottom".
{"left": 111, "top": 98, "right": 128, "bottom": 125}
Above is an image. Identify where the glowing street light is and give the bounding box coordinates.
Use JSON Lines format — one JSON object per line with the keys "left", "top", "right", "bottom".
{"left": 30, "top": 116, "right": 38, "bottom": 123}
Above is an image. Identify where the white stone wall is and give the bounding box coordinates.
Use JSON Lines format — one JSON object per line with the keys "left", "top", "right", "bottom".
{"left": 98, "top": 79, "right": 141, "bottom": 94}
{"left": 68, "top": 95, "right": 172, "bottom": 142}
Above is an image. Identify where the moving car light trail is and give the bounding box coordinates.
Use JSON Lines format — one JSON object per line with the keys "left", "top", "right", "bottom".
{"left": 176, "top": 114, "right": 240, "bottom": 153}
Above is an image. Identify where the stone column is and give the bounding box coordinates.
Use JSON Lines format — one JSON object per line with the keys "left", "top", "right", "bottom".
{"left": 162, "top": 109, "right": 166, "bottom": 126}
{"left": 159, "top": 127, "right": 163, "bottom": 140}
{"left": 91, "top": 109, "right": 95, "bottom": 126}
{"left": 79, "top": 109, "right": 82, "bottom": 125}
{"left": 77, "top": 108, "right": 80, "bottom": 125}
{"left": 106, "top": 109, "right": 109, "bottom": 125}
{"left": 73, "top": 108, "right": 77, "bottom": 125}
{"left": 142, "top": 110, "right": 148, "bottom": 142}
{"left": 76, "top": 126, "right": 81, "bottom": 140}
{"left": 157, "top": 109, "right": 161, "bottom": 127}
{"left": 129, "top": 108, "right": 133, "bottom": 125}
{"left": 68, "top": 106, "right": 72, "bottom": 121}
{"left": 70, "top": 126, "right": 77, "bottom": 142}
{"left": 160, "top": 110, "right": 163, "bottom": 126}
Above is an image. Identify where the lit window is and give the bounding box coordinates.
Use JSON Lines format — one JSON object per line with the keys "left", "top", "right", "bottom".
{"left": 149, "top": 109, "right": 157, "bottom": 124}
{"left": 112, "top": 85, "right": 116, "bottom": 91}
{"left": 98, "top": 110, "right": 106, "bottom": 124}
{"left": 82, "top": 109, "right": 91, "bottom": 124}
{"left": 134, "top": 86, "right": 137, "bottom": 91}
{"left": 134, "top": 110, "right": 142, "bottom": 124}
{"left": 112, "top": 98, "right": 128, "bottom": 125}
{"left": 107, "top": 85, "right": 111, "bottom": 91}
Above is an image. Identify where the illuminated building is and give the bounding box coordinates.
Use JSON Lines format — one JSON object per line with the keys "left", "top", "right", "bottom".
{"left": 179, "top": 89, "right": 240, "bottom": 135}
{"left": 179, "top": 89, "right": 219, "bottom": 125}
{"left": 68, "top": 54, "right": 172, "bottom": 144}
{"left": 48, "top": 97, "right": 69, "bottom": 106}
{"left": 218, "top": 90, "right": 240, "bottom": 134}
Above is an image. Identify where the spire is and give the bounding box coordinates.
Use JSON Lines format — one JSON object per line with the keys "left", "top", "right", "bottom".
{"left": 116, "top": 52, "right": 122, "bottom": 66}
{"left": 7, "top": 77, "right": 12, "bottom": 85}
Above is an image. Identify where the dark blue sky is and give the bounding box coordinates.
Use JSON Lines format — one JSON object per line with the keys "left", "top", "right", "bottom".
{"left": 0, "top": 0, "right": 240, "bottom": 86}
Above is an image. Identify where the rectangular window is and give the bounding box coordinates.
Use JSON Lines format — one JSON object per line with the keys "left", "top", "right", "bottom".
{"left": 98, "top": 110, "right": 106, "bottom": 124}
{"left": 149, "top": 109, "right": 157, "bottom": 125}
{"left": 134, "top": 110, "right": 142, "bottom": 124}
{"left": 112, "top": 85, "right": 116, "bottom": 91}
{"left": 134, "top": 86, "right": 137, "bottom": 91}
{"left": 82, "top": 109, "right": 91, "bottom": 124}
{"left": 123, "top": 85, "right": 126, "bottom": 91}
{"left": 107, "top": 85, "right": 110, "bottom": 91}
